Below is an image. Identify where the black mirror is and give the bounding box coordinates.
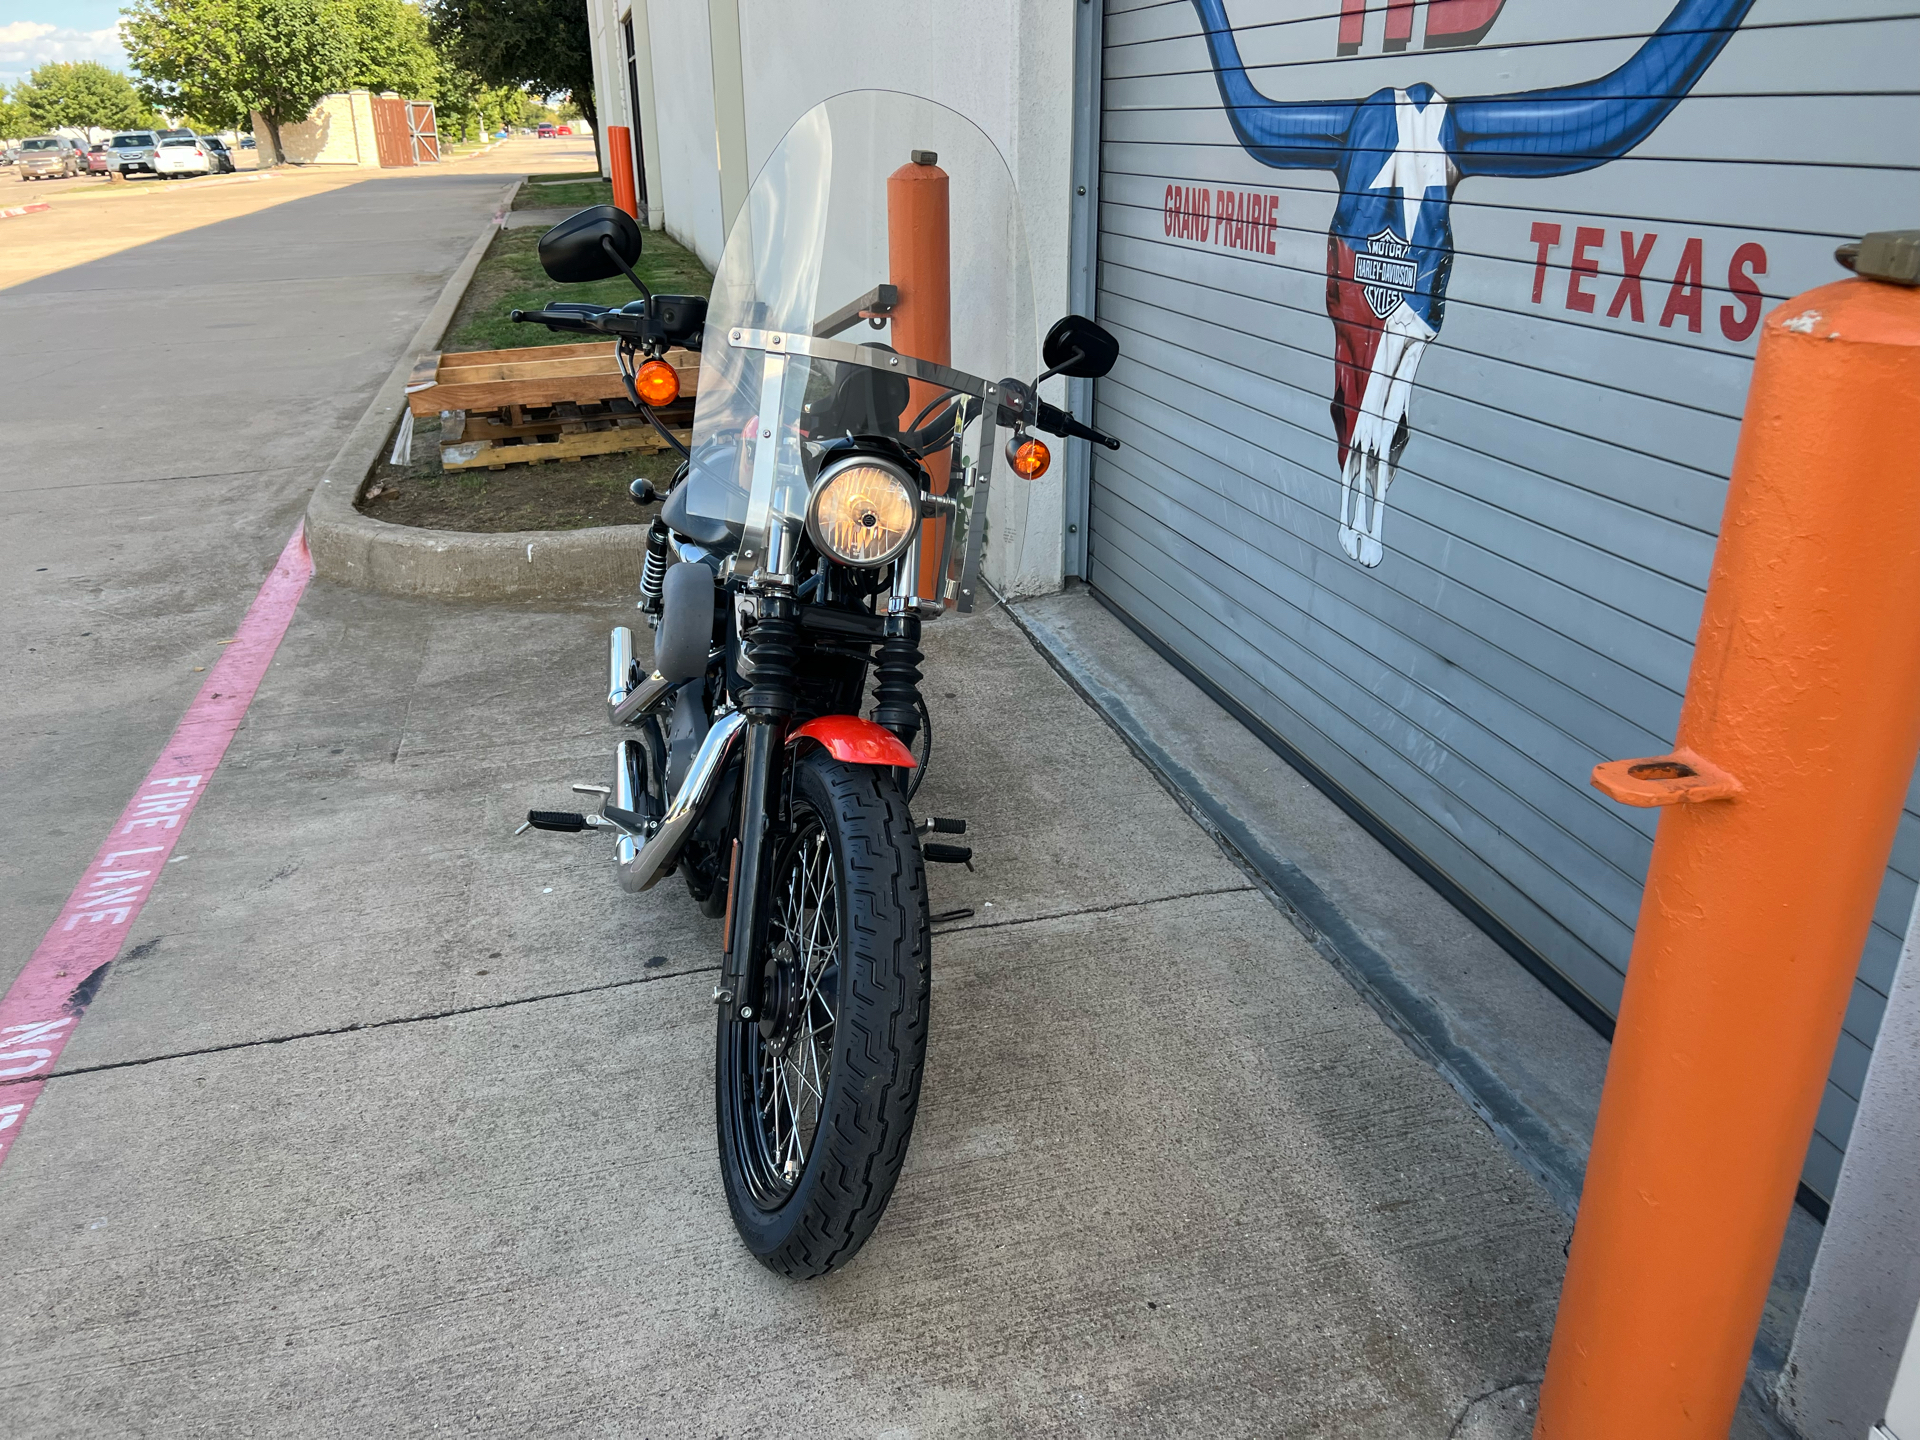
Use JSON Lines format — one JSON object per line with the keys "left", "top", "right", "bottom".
{"left": 1042, "top": 314, "right": 1119, "bottom": 380}
{"left": 538, "top": 205, "right": 643, "bottom": 284}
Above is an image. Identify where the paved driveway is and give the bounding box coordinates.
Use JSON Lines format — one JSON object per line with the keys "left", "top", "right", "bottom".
{"left": 0, "top": 143, "right": 583, "bottom": 1000}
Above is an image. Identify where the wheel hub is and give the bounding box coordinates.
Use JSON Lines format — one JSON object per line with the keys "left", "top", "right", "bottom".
{"left": 758, "top": 940, "right": 805, "bottom": 1057}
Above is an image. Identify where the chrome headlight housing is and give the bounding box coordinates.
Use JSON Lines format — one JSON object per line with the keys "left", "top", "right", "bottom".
{"left": 805, "top": 455, "right": 919, "bottom": 568}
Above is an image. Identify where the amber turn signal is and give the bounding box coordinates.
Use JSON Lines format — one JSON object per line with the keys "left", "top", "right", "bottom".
{"left": 635, "top": 358, "right": 680, "bottom": 407}
{"left": 1007, "top": 434, "right": 1050, "bottom": 480}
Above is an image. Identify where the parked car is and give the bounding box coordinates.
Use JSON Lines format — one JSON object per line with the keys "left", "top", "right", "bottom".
{"left": 556, "top": 125, "right": 573, "bottom": 136}
{"left": 15, "top": 136, "right": 85, "bottom": 180}
{"left": 85, "top": 144, "right": 113, "bottom": 176}
{"left": 536, "top": 123, "right": 556, "bottom": 138}
{"left": 238, "top": 136, "right": 256, "bottom": 150}
{"left": 200, "top": 136, "right": 237, "bottom": 174}
{"left": 106, "top": 131, "right": 162, "bottom": 176}
{"left": 153, "top": 135, "right": 212, "bottom": 178}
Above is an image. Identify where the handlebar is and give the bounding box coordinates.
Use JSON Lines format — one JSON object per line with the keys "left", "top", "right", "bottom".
{"left": 512, "top": 295, "right": 708, "bottom": 351}
{"left": 510, "top": 302, "right": 645, "bottom": 338}
{"left": 1033, "top": 398, "right": 1120, "bottom": 451}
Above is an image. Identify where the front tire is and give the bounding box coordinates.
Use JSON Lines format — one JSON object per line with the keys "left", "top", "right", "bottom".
{"left": 715, "top": 748, "right": 930, "bottom": 1278}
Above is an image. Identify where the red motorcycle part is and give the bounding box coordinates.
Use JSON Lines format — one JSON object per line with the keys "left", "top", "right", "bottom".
{"left": 788, "top": 715, "right": 917, "bottom": 767}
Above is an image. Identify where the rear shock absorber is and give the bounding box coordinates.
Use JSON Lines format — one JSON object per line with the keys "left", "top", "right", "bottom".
{"left": 638, "top": 518, "right": 670, "bottom": 616}
{"left": 871, "top": 612, "right": 924, "bottom": 752}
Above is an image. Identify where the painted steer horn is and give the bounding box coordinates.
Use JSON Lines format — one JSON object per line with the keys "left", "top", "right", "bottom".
{"left": 1187, "top": 0, "right": 1756, "bottom": 178}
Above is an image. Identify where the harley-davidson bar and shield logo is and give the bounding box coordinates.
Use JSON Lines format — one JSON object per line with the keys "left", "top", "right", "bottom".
{"left": 1354, "top": 229, "right": 1417, "bottom": 319}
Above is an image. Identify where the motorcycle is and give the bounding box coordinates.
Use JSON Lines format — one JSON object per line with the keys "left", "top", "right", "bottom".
{"left": 513, "top": 92, "right": 1120, "bottom": 1277}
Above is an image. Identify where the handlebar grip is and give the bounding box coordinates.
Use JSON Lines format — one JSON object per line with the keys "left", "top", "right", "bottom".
{"left": 510, "top": 304, "right": 617, "bottom": 336}
{"left": 1034, "top": 399, "right": 1122, "bottom": 451}
{"left": 511, "top": 309, "right": 593, "bottom": 334}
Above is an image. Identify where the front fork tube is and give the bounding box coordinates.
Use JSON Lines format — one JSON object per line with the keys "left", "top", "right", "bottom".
{"left": 721, "top": 590, "right": 799, "bottom": 1020}
{"left": 722, "top": 717, "right": 781, "bottom": 1017}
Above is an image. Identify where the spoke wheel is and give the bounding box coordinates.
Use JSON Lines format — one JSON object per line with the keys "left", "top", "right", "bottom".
{"left": 736, "top": 814, "right": 839, "bottom": 1205}
{"left": 715, "top": 748, "right": 930, "bottom": 1277}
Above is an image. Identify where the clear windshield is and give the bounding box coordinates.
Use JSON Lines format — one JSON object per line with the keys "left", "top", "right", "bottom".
{"left": 687, "top": 91, "right": 1037, "bottom": 600}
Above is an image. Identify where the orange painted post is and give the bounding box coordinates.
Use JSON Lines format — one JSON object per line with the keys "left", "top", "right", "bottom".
{"left": 886, "top": 151, "right": 951, "bottom": 599}
{"left": 607, "top": 125, "right": 638, "bottom": 220}
{"left": 1536, "top": 271, "right": 1920, "bottom": 1437}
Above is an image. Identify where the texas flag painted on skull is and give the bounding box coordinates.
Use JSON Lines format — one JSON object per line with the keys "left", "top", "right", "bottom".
{"left": 1189, "top": 0, "right": 1756, "bottom": 567}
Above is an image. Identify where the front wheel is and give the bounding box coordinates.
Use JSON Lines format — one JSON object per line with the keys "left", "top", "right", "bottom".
{"left": 716, "top": 748, "right": 930, "bottom": 1278}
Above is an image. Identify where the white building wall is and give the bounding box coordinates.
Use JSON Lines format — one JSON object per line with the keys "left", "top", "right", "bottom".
{"left": 643, "top": 0, "right": 729, "bottom": 268}
{"left": 585, "top": 0, "right": 627, "bottom": 179}
{"left": 1779, "top": 888, "right": 1920, "bottom": 1436}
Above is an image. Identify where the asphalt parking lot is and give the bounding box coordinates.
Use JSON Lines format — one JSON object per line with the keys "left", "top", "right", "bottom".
{"left": 0, "top": 136, "right": 1768, "bottom": 1437}
{"left": 6, "top": 150, "right": 259, "bottom": 197}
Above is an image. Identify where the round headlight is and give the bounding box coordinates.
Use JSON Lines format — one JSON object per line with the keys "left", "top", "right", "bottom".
{"left": 806, "top": 458, "right": 919, "bottom": 568}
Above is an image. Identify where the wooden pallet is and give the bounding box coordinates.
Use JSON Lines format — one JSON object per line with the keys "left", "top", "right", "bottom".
{"left": 406, "top": 341, "right": 699, "bottom": 470}
{"left": 440, "top": 419, "right": 693, "bottom": 470}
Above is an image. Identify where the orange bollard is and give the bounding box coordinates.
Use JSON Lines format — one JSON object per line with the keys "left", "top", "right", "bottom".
{"left": 607, "top": 125, "right": 638, "bottom": 220}
{"left": 1536, "top": 274, "right": 1920, "bottom": 1436}
{"left": 886, "top": 152, "right": 951, "bottom": 599}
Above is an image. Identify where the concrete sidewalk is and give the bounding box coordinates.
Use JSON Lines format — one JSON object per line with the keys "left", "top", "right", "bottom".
{"left": 1, "top": 577, "right": 1576, "bottom": 1437}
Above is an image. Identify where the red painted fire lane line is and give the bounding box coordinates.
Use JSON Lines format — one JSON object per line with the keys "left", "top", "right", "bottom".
{"left": 0, "top": 526, "right": 315, "bottom": 1167}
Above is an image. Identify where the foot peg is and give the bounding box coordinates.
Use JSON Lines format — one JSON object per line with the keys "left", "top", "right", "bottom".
{"left": 918, "top": 817, "right": 967, "bottom": 835}
{"left": 922, "top": 842, "right": 973, "bottom": 870}
{"left": 521, "top": 810, "right": 589, "bottom": 834}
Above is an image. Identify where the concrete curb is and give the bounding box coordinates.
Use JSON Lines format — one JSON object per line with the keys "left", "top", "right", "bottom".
{"left": 304, "top": 176, "right": 647, "bottom": 602}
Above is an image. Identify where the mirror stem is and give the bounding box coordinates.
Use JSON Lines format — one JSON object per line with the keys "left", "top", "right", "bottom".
{"left": 600, "top": 236, "right": 654, "bottom": 308}
{"left": 1031, "top": 348, "right": 1085, "bottom": 391}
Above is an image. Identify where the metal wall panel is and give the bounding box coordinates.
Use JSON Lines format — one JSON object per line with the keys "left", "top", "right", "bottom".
{"left": 1087, "top": 0, "right": 1920, "bottom": 1199}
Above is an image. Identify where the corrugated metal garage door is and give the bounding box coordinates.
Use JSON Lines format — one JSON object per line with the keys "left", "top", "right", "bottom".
{"left": 1086, "top": 0, "right": 1920, "bottom": 1200}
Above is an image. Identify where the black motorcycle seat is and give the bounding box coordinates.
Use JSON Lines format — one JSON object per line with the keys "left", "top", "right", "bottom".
{"left": 660, "top": 479, "right": 733, "bottom": 548}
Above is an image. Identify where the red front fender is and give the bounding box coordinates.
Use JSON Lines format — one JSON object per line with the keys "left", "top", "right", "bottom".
{"left": 788, "top": 715, "right": 916, "bottom": 767}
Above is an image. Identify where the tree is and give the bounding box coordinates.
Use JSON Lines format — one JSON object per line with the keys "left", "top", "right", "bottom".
{"left": 430, "top": 63, "right": 482, "bottom": 143}
{"left": 0, "top": 86, "right": 30, "bottom": 142}
{"left": 343, "top": 0, "right": 442, "bottom": 97}
{"left": 17, "top": 62, "right": 152, "bottom": 133}
{"left": 478, "top": 84, "right": 518, "bottom": 136}
{"left": 122, "top": 0, "right": 355, "bottom": 164}
{"left": 515, "top": 91, "right": 556, "bottom": 129}
{"left": 425, "top": 0, "right": 596, "bottom": 135}
{"left": 434, "top": 77, "right": 518, "bottom": 145}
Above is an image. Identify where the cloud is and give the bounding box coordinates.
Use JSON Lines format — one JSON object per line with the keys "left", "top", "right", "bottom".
{"left": 0, "top": 21, "right": 129, "bottom": 85}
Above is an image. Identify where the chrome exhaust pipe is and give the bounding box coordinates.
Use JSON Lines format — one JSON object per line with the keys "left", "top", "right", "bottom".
{"left": 607, "top": 625, "right": 672, "bottom": 725}
{"left": 616, "top": 710, "right": 747, "bottom": 893}
{"left": 608, "top": 626, "right": 635, "bottom": 708}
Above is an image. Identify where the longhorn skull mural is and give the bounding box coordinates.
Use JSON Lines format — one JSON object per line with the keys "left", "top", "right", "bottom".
{"left": 1188, "top": 0, "right": 1755, "bottom": 566}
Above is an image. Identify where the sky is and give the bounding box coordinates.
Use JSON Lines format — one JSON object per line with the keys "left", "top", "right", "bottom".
{"left": 0, "top": 4, "right": 131, "bottom": 88}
